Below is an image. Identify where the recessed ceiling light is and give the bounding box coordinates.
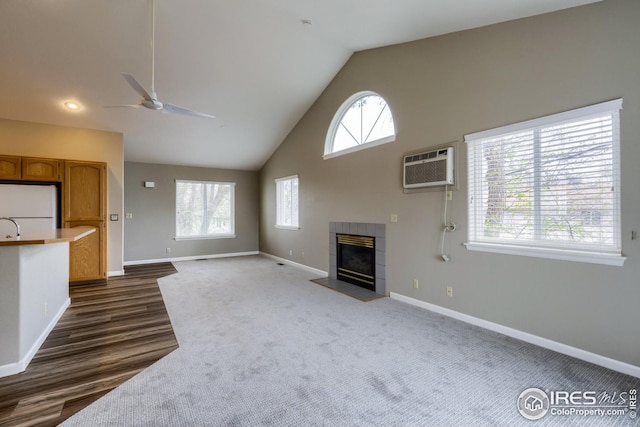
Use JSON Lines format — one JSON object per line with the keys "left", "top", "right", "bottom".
{"left": 64, "top": 101, "right": 81, "bottom": 110}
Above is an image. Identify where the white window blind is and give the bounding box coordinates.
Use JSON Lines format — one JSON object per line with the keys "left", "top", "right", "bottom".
{"left": 465, "top": 99, "right": 624, "bottom": 266}
{"left": 275, "top": 175, "right": 299, "bottom": 229}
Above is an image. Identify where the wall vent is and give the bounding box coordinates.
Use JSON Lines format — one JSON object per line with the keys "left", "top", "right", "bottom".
{"left": 403, "top": 147, "right": 454, "bottom": 189}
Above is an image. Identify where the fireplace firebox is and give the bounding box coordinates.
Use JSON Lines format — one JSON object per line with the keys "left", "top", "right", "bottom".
{"left": 336, "top": 234, "right": 375, "bottom": 291}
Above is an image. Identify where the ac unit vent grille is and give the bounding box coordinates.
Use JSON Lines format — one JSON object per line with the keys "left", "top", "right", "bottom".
{"left": 403, "top": 147, "right": 454, "bottom": 189}
{"left": 405, "top": 161, "right": 447, "bottom": 186}
{"left": 405, "top": 148, "right": 448, "bottom": 163}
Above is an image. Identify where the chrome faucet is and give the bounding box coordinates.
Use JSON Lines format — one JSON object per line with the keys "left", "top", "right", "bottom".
{"left": 0, "top": 217, "right": 21, "bottom": 238}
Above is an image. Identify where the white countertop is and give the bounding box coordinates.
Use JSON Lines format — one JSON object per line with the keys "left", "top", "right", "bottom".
{"left": 0, "top": 226, "right": 96, "bottom": 246}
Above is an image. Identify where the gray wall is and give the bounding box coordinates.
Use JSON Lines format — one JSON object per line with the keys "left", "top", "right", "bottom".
{"left": 125, "top": 162, "right": 259, "bottom": 262}
{"left": 259, "top": 0, "right": 640, "bottom": 367}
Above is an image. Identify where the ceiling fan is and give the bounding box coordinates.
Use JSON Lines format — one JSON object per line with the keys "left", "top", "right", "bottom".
{"left": 106, "top": 0, "right": 215, "bottom": 119}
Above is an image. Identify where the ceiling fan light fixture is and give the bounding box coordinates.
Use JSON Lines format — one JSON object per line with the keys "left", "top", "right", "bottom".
{"left": 107, "top": 0, "right": 215, "bottom": 119}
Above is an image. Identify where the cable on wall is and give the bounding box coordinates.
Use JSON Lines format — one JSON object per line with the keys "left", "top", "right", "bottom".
{"left": 440, "top": 184, "right": 456, "bottom": 261}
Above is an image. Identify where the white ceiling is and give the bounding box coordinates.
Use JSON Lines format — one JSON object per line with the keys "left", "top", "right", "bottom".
{"left": 0, "top": 0, "right": 601, "bottom": 171}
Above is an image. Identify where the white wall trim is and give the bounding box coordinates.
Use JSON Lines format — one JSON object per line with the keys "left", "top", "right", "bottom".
{"left": 108, "top": 270, "right": 125, "bottom": 277}
{"left": 390, "top": 292, "right": 640, "bottom": 379}
{"left": 0, "top": 297, "right": 70, "bottom": 378}
{"left": 260, "top": 252, "right": 327, "bottom": 277}
{"left": 464, "top": 242, "right": 626, "bottom": 267}
{"left": 123, "top": 251, "right": 259, "bottom": 266}
{"left": 0, "top": 361, "right": 21, "bottom": 379}
{"left": 322, "top": 135, "right": 395, "bottom": 160}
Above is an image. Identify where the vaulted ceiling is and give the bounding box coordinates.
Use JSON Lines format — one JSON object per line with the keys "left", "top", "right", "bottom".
{"left": 0, "top": 0, "right": 601, "bottom": 170}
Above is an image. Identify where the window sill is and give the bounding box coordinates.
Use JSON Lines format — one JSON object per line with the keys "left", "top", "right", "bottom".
{"left": 464, "top": 242, "right": 626, "bottom": 267}
{"left": 275, "top": 225, "right": 300, "bottom": 231}
{"left": 175, "top": 234, "right": 236, "bottom": 241}
{"left": 323, "top": 135, "right": 395, "bottom": 160}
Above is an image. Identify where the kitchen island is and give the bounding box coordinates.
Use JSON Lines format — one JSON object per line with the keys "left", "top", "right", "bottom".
{"left": 0, "top": 226, "right": 95, "bottom": 378}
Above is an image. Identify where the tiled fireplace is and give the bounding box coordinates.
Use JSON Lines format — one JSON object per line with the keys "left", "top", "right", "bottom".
{"left": 329, "top": 222, "right": 386, "bottom": 295}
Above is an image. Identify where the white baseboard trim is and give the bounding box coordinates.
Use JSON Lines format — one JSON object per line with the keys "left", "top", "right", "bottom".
{"left": 123, "top": 251, "right": 259, "bottom": 266}
{"left": 260, "top": 252, "right": 327, "bottom": 277}
{"left": 390, "top": 292, "right": 640, "bottom": 379}
{"left": 0, "top": 361, "right": 21, "bottom": 379}
{"left": 0, "top": 297, "right": 70, "bottom": 378}
{"left": 108, "top": 270, "right": 125, "bottom": 277}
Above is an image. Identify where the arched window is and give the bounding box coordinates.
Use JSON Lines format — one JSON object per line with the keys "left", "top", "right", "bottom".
{"left": 324, "top": 91, "right": 395, "bottom": 159}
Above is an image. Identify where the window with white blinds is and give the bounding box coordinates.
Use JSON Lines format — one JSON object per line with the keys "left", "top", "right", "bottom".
{"left": 275, "top": 175, "right": 299, "bottom": 229}
{"left": 465, "top": 99, "right": 625, "bottom": 266}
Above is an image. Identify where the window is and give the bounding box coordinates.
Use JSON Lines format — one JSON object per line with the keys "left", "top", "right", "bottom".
{"left": 275, "top": 175, "right": 299, "bottom": 229}
{"left": 324, "top": 91, "right": 395, "bottom": 159}
{"left": 465, "top": 99, "right": 624, "bottom": 266}
{"left": 176, "top": 180, "right": 235, "bottom": 239}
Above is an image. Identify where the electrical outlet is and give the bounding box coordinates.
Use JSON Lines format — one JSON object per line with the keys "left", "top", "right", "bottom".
{"left": 289, "top": 250, "right": 293, "bottom": 256}
{"left": 166, "top": 247, "right": 171, "bottom": 253}
{"left": 301, "top": 251, "right": 305, "bottom": 259}
{"left": 413, "top": 279, "right": 419, "bottom": 289}
{"left": 125, "top": 212, "right": 133, "bottom": 219}
{"left": 446, "top": 286, "right": 453, "bottom": 297}
{"left": 390, "top": 214, "right": 398, "bottom": 223}
{"left": 447, "top": 191, "right": 453, "bottom": 201}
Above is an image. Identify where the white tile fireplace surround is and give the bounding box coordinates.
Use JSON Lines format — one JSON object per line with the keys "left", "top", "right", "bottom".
{"left": 329, "top": 222, "right": 386, "bottom": 295}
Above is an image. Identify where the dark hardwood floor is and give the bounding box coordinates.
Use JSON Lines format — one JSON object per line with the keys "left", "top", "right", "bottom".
{"left": 0, "top": 263, "right": 179, "bottom": 427}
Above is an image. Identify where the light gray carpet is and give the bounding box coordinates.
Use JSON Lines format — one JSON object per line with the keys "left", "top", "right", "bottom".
{"left": 62, "top": 256, "right": 639, "bottom": 426}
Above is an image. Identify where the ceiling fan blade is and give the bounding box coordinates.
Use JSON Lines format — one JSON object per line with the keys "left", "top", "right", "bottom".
{"left": 113, "top": 3, "right": 216, "bottom": 120}
{"left": 121, "top": 72, "right": 155, "bottom": 102}
{"left": 163, "top": 102, "right": 216, "bottom": 119}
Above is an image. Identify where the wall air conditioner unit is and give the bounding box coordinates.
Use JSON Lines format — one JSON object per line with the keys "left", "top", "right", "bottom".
{"left": 403, "top": 147, "right": 454, "bottom": 189}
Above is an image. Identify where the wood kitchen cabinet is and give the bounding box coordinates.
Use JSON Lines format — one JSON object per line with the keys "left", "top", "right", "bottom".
{"left": 64, "top": 220, "right": 105, "bottom": 282}
{"left": 0, "top": 155, "right": 60, "bottom": 181}
{"left": 63, "top": 161, "right": 106, "bottom": 221}
{"left": 63, "top": 160, "right": 107, "bottom": 282}
{"left": 0, "top": 154, "right": 109, "bottom": 283}
{"left": 0, "top": 155, "right": 21, "bottom": 180}
{"left": 22, "top": 157, "right": 61, "bottom": 181}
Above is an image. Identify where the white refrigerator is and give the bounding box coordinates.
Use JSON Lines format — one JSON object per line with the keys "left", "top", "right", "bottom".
{"left": 0, "top": 184, "right": 58, "bottom": 237}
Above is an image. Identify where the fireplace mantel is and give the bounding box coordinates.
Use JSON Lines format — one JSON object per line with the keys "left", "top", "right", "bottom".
{"left": 329, "top": 222, "right": 386, "bottom": 295}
